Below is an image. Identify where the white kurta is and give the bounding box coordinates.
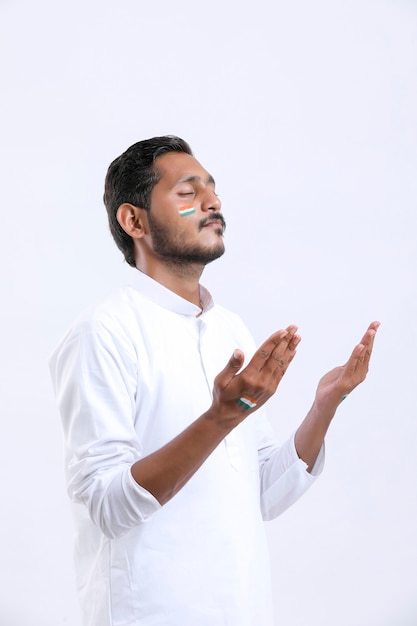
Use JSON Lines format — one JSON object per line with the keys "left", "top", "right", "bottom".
{"left": 49, "top": 271, "right": 323, "bottom": 626}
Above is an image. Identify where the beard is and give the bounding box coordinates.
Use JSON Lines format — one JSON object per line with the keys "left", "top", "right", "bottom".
{"left": 147, "top": 211, "right": 226, "bottom": 266}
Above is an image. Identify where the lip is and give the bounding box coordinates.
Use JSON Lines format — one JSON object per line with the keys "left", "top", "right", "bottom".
{"left": 203, "top": 220, "right": 223, "bottom": 228}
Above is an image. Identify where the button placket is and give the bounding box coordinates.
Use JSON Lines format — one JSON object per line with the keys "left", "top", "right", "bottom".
{"left": 197, "top": 317, "right": 242, "bottom": 471}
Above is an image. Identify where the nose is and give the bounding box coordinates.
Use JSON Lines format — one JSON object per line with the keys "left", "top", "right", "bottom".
{"left": 201, "top": 189, "right": 221, "bottom": 213}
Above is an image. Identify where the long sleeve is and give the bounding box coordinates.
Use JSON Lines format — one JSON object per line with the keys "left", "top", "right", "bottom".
{"left": 254, "top": 414, "right": 325, "bottom": 521}
{"left": 49, "top": 319, "right": 161, "bottom": 540}
{"left": 259, "top": 434, "right": 324, "bottom": 520}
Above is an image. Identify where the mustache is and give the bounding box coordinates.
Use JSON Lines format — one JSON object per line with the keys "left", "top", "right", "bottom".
{"left": 199, "top": 214, "right": 226, "bottom": 231}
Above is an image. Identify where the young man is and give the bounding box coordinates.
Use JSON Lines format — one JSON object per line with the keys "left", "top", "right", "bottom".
{"left": 49, "top": 136, "right": 379, "bottom": 626}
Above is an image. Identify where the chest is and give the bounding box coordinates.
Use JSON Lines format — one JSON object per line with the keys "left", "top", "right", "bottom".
{"left": 129, "top": 309, "right": 252, "bottom": 453}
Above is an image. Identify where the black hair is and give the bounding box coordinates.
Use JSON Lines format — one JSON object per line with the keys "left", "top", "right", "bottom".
{"left": 103, "top": 135, "right": 193, "bottom": 266}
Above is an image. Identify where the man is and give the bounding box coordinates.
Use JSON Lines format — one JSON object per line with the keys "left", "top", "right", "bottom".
{"left": 49, "top": 136, "right": 379, "bottom": 626}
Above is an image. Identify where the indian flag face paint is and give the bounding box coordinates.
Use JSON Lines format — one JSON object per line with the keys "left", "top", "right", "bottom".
{"left": 178, "top": 206, "right": 196, "bottom": 217}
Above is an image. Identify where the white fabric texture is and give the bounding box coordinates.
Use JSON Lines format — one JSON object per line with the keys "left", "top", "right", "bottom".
{"left": 49, "top": 271, "right": 324, "bottom": 626}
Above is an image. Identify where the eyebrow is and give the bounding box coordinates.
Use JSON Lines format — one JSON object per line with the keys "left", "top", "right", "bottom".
{"left": 176, "top": 174, "right": 216, "bottom": 186}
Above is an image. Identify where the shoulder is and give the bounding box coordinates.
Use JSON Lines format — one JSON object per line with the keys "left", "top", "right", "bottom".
{"left": 70, "top": 287, "right": 134, "bottom": 334}
{"left": 50, "top": 286, "right": 140, "bottom": 362}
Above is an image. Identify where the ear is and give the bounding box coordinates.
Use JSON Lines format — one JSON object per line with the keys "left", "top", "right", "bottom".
{"left": 116, "top": 203, "right": 149, "bottom": 239}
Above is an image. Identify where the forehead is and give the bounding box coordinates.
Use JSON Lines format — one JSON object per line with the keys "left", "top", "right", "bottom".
{"left": 153, "top": 152, "right": 214, "bottom": 188}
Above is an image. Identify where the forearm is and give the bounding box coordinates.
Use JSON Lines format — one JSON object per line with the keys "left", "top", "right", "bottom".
{"left": 294, "top": 401, "right": 336, "bottom": 472}
{"left": 131, "top": 408, "right": 234, "bottom": 505}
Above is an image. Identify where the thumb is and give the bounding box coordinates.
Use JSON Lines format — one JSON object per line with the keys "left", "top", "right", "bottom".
{"left": 230, "top": 349, "right": 245, "bottom": 371}
{"left": 214, "top": 349, "right": 245, "bottom": 389}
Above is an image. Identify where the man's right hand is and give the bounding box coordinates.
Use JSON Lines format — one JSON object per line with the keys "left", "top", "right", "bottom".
{"left": 209, "top": 325, "right": 300, "bottom": 429}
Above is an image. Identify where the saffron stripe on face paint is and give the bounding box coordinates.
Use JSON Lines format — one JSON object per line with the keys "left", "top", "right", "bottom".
{"left": 178, "top": 206, "right": 196, "bottom": 216}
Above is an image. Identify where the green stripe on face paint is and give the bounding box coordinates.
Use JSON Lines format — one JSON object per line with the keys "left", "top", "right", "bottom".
{"left": 178, "top": 207, "right": 196, "bottom": 216}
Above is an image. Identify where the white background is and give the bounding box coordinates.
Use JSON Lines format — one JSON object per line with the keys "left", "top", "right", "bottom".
{"left": 1, "top": 0, "right": 416, "bottom": 624}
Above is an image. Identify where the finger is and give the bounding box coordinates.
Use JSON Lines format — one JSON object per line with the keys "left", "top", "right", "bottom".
{"left": 369, "top": 320, "right": 381, "bottom": 331}
{"left": 283, "top": 325, "right": 300, "bottom": 351}
{"left": 267, "top": 347, "right": 297, "bottom": 379}
{"left": 262, "top": 326, "right": 300, "bottom": 377}
{"left": 285, "top": 324, "right": 299, "bottom": 335}
{"left": 358, "top": 321, "right": 380, "bottom": 348}
{"left": 347, "top": 321, "right": 380, "bottom": 371}
{"left": 357, "top": 326, "right": 379, "bottom": 366}
{"left": 248, "top": 329, "right": 291, "bottom": 372}
{"left": 344, "top": 342, "right": 366, "bottom": 371}
{"left": 288, "top": 332, "right": 301, "bottom": 352}
{"left": 343, "top": 342, "right": 371, "bottom": 391}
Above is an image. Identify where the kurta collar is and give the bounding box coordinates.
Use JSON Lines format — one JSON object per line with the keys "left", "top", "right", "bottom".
{"left": 132, "top": 270, "right": 214, "bottom": 316}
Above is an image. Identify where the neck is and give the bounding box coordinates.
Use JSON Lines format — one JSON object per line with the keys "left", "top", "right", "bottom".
{"left": 137, "top": 258, "right": 204, "bottom": 307}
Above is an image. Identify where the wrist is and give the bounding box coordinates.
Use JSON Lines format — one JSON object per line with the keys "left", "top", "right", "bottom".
{"left": 202, "top": 404, "right": 242, "bottom": 434}
{"left": 308, "top": 397, "right": 338, "bottom": 426}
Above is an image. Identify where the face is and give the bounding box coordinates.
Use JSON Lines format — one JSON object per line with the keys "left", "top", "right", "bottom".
{"left": 145, "top": 152, "right": 226, "bottom": 266}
